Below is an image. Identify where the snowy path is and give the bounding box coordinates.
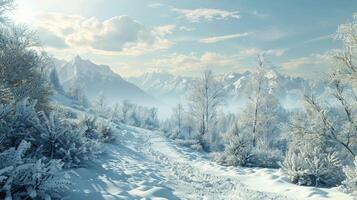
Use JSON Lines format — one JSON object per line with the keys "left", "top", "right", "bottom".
{"left": 66, "top": 125, "right": 354, "bottom": 200}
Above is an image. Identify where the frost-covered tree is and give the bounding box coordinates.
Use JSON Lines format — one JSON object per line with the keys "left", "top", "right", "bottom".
{"left": 222, "top": 57, "right": 286, "bottom": 168}
{"left": 343, "top": 156, "right": 357, "bottom": 195}
{"left": 187, "top": 70, "right": 226, "bottom": 149}
{"left": 0, "top": 0, "right": 13, "bottom": 23}
{"left": 110, "top": 103, "right": 121, "bottom": 124}
{"left": 0, "top": 24, "right": 51, "bottom": 110}
{"left": 67, "top": 81, "right": 90, "bottom": 107}
{"left": 336, "top": 13, "right": 357, "bottom": 89}
{"left": 170, "top": 104, "right": 184, "bottom": 139}
{"left": 282, "top": 13, "right": 357, "bottom": 189}
{"left": 121, "top": 100, "right": 132, "bottom": 123}
{"left": 241, "top": 56, "right": 283, "bottom": 148}
{"left": 49, "top": 67, "right": 63, "bottom": 93}
{"left": 93, "top": 92, "right": 107, "bottom": 114}
{"left": 282, "top": 96, "right": 347, "bottom": 187}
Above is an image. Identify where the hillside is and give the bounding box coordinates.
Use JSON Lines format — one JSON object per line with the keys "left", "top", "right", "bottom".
{"left": 66, "top": 120, "right": 352, "bottom": 200}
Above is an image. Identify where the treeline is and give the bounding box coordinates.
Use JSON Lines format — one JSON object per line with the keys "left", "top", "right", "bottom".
{"left": 162, "top": 13, "right": 357, "bottom": 193}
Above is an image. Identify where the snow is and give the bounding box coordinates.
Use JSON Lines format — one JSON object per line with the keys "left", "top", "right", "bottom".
{"left": 66, "top": 124, "right": 353, "bottom": 200}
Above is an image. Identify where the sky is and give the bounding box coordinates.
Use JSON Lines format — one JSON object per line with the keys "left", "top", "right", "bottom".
{"left": 10, "top": 0, "right": 357, "bottom": 78}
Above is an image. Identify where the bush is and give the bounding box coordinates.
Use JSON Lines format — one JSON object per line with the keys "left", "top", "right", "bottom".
{"left": 0, "top": 98, "right": 101, "bottom": 168}
{"left": 343, "top": 156, "right": 357, "bottom": 195}
{"left": 250, "top": 148, "right": 283, "bottom": 168}
{"left": 96, "top": 120, "right": 116, "bottom": 143}
{"left": 282, "top": 147, "right": 344, "bottom": 187}
{"left": 78, "top": 115, "right": 98, "bottom": 140}
{"left": 77, "top": 114, "right": 116, "bottom": 143}
{"left": 0, "top": 140, "right": 71, "bottom": 200}
{"left": 218, "top": 136, "right": 253, "bottom": 167}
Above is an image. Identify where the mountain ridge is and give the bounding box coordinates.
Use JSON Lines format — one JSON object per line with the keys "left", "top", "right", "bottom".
{"left": 53, "top": 56, "right": 158, "bottom": 107}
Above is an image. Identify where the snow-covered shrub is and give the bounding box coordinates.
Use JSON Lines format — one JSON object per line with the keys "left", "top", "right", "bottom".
{"left": 78, "top": 115, "right": 98, "bottom": 140}
{"left": 343, "top": 156, "right": 357, "bottom": 194}
{"left": 219, "top": 135, "right": 252, "bottom": 166}
{"left": 282, "top": 147, "right": 343, "bottom": 187}
{"left": 77, "top": 114, "right": 115, "bottom": 143}
{"left": 51, "top": 105, "right": 77, "bottom": 119}
{"left": 96, "top": 120, "right": 116, "bottom": 143}
{"left": 0, "top": 140, "right": 71, "bottom": 200}
{"left": 0, "top": 98, "right": 101, "bottom": 168}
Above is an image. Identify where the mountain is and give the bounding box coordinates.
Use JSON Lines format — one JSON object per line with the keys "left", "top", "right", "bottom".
{"left": 128, "top": 72, "right": 195, "bottom": 106}
{"left": 128, "top": 70, "right": 317, "bottom": 110}
{"left": 54, "top": 56, "right": 157, "bottom": 106}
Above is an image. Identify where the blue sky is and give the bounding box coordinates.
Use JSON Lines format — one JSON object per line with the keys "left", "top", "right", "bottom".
{"left": 11, "top": 0, "right": 357, "bottom": 78}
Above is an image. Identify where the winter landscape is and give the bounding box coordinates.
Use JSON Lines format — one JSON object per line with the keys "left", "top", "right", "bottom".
{"left": 0, "top": 0, "right": 357, "bottom": 199}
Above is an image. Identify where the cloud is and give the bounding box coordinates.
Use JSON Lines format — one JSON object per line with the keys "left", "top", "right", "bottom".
{"left": 154, "top": 24, "right": 176, "bottom": 37}
{"left": 172, "top": 8, "right": 240, "bottom": 23}
{"left": 240, "top": 48, "right": 287, "bottom": 57}
{"left": 280, "top": 50, "right": 338, "bottom": 78}
{"left": 199, "top": 32, "right": 250, "bottom": 43}
{"left": 302, "top": 34, "right": 334, "bottom": 44}
{"left": 147, "top": 3, "right": 164, "bottom": 8}
{"left": 150, "top": 52, "right": 242, "bottom": 75}
{"left": 252, "top": 29, "right": 288, "bottom": 41}
{"left": 33, "top": 12, "right": 173, "bottom": 56}
{"left": 179, "top": 26, "right": 195, "bottom": 32}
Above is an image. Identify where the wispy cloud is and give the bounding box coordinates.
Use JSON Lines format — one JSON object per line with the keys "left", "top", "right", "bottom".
{"left": 240, "top": 48, "right": 287, "bottom": 57}
{"left": 280, "top": 49, "right": 338, "bottom": 78}
{"left": 147, "top": 3, "right": 164, "bottom": 8}
{"left": 302, "top": 34, "right": 334, "bottom": 44}
{"left": 172, "top": 8, "right": 240, "bottom": 23}
{"left": 199, "top": 32, "right": 250, "bottom": 43}
{"left": 150, "top": 52, "right": 241, "bottom": 75}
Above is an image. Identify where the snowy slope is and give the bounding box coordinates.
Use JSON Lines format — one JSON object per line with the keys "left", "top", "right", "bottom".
{"left": 65, "top": 124, "right": 353, "bottom": 200}
{"left": 54, "top": 56, "right": 157, "bottom": 106}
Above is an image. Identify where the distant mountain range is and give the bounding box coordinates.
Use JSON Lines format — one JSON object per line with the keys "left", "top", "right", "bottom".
{"left": 127, "top": 70, "right": 317, "bottom": 109}
{"left": 53, "top": 56, "right": 157, "bottom": 106}
{"left": 52, "top": 56, "right": 324, "bottom": 113}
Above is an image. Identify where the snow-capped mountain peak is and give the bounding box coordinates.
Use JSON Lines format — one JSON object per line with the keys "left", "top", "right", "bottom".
{"left": 54, "top": 56, "right": 157, "bottom": 106}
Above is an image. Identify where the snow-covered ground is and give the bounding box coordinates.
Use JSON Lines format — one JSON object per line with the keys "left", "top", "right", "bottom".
{"left": 65, "top": 124, "right": 354, "bottom": 200}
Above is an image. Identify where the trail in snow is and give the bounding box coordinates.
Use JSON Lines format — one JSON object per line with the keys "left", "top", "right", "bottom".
{"left": 66, "top": 124, "right": 353, "bottom": 200}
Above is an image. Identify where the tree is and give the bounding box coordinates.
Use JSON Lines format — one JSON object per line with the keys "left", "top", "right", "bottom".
{"left": 187, "top": 70, "right": 226, "bottom": 148}
{"left": 121, "top": 100, "right": 132, "bottom": 123}
{"left": 93, "top": 92, "right": 106, "bottom": 114}
{"left": 282, "top": 109, "right": 345, "bottom": 187}
{"left": 171, "top": 103, "right": 184, "bottom": 138}
{"left": 49, "top": 67, "right": 63, "bottom": 92}
{"left": 0, "top": 0, "right": 13, "bottom": 23}
{"left": 336, "top": 14, "right": 357, "bottom": 89}
{"left": 343, "top": 156, "right": 357, "bottom": 194}
{"left": 0, "top": 25, "right": 51, "bottom": 110}
{"left": 67, "top": 81, "right": 89, "bottom": 107}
